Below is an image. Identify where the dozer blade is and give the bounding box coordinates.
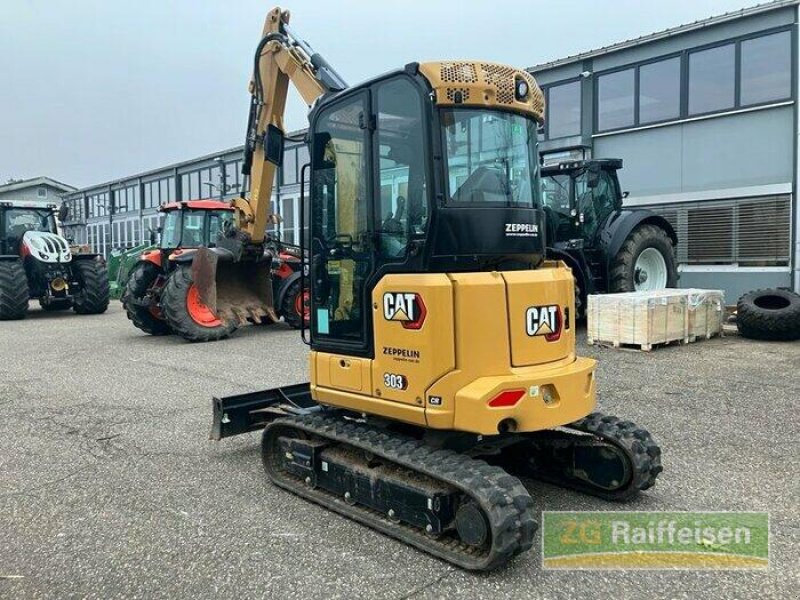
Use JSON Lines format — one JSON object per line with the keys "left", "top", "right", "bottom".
{"left": 192, "top": 247, "right": 280, "bottom": 326}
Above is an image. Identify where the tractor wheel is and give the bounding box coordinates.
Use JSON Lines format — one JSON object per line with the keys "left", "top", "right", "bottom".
{"left": 737, "top": 288, "right": 800, "bottom": 341}
{"left": 609, "top": 224, "right": 677, "bottom": 293}
{"left": 161, "top": 264, "right": 237, "bottom": 342}
{"left": 72, "top": 258, "right": 110, "bottom": 314}
{"left": 281, "top": 279, "right": 310, "bottom": 330}
{"left": 122, "top": 262, "right": 171, "bottom": 336}
{"left": 0, "top": 259, "right": 29, "bottom": 320}
{"left": 39, "top": 299, "right": 73, "bottom": 311}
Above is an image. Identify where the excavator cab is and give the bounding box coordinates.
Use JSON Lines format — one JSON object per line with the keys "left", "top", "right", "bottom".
{"left": 307, "top": 68, "right": 545, "bottom": 354}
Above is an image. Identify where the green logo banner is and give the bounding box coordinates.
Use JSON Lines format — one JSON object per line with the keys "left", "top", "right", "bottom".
{"left": 542, "top": 511, "right": 769, "bottom": 569}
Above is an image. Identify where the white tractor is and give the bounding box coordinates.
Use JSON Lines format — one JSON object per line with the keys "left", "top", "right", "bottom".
{"left": 0, "top": 200, "right": 109, "bottom": 319}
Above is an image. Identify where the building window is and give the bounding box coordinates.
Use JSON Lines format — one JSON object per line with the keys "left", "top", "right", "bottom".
{"left": 280, "top": 196, "right": 295, "bottom": 243}
{"left": 547, "top": 81, "right": 581, "bottom": 139}
{"left": 297, "top": 145, "right": 310, "bottom": 173}
{"left": 37, "top": 187, "right": 47, "bottom": 198}
{"left": 597, "top": 68, "right": 634, "bottom": 131}
{"left": 740, "top": 30, "right": 791, "bottom": 106}
{"left": 689, "top": 44, "right": 735, "bottom": 115}
{"left": 639, "top": 57, "right": 681, "bottom": 124}
{"left": 282, "top": 148, "right": 298, "bottom": 186}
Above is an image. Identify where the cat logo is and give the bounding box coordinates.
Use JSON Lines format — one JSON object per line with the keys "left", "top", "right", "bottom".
{"left": 383, "top": 292, "right": 427, "bottom": 330}
{"left": 525, "top": 305, "right": 562, "bottom": 342}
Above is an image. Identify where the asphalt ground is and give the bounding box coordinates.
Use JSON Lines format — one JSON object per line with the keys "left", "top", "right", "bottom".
{"left": 1, "top": 302, "right": 798, "bottom": 599}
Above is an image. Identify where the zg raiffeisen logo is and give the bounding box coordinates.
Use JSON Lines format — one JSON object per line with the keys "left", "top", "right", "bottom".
{"left": 525, "top": 304, "right": 562, "bottom": 341}
{"left": 382, "top": 292, "right": 427, "bottom": 330}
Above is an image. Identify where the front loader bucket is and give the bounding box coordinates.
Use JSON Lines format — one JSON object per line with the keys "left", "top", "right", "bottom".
{"left": 192, "top": 247, "right": 279, "bottom": 326}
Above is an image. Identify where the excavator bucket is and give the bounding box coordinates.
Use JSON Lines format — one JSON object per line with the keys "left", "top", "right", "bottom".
{"left": 192, "top": 247, "right": 279, "bottom": 326}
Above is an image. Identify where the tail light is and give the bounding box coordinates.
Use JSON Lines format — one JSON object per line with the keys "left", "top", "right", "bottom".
{"left": 488, "top": 389, "right": 525, "bottom": 408}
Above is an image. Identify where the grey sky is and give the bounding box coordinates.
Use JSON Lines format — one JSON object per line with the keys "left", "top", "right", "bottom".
{"left": 0, "top": 0, "right": 760, "bottom": 188}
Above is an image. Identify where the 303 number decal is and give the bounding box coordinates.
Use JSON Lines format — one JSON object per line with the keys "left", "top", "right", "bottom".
{"left": 383, "top": 373, "right": 407, "bottom": 390}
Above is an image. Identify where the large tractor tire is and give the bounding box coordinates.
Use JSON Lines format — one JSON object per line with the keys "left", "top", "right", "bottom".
{"left": 0, "top": 259, "right": 29, "bottom": 320}
{"left": 737, "top": 288, "right": 800, "bottom": 341}
{"left": 122, "top": 262, "right": 171, "bottom": 336}
{"left": 72, "top": 258, "right": 110, "bottom": 315}
{"left": 281, "top": 279, "right": 309, "bottom": 330}
{"left": 161, "top": 264, "right": 237, "bottom": 342}
{"left": 39, "top": 299, "right": 73, "bottom": 311}
{"left": 609, "top": 224, "right": 677, "bottom": 293}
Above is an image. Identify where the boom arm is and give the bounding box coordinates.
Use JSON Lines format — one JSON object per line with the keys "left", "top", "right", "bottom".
{"left": 233, "top": 7, "right": 347, "bottom": 245}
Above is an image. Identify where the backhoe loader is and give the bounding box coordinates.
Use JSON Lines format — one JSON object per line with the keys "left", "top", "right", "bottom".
{"left": 209, "top": 7, "right": 663, "bottom": 570}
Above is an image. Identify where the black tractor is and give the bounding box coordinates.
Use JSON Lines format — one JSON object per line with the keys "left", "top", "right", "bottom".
{"left": 0, "top": 201, "right": 109, "bottom": 319}
{"left": 541, "top": 159, "right": 678, "bottom": 315}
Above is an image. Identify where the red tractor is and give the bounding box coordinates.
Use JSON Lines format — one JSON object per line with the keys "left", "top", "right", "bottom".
{"left": 121, "top": 200, "right": 308, "bottom": 341}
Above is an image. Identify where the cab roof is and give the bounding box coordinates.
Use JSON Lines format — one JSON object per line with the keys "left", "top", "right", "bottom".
{"left": 159, "top": 199, "right": 233, "bottom": 212}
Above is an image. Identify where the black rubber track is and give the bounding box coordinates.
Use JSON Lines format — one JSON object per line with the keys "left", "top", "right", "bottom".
{"left": 737, "top": 288, "right": 800, "bottom": 341}
{"left": 161, "top": 264, "right": 237, "bottom": 342}
{"left": 262, "top": 413, "right": 537, "bottom": 571}
{"left": 122, "top": 262, "right": 171, "bottom": 335}
{"left": 609, "top": 224, "right": 677, "bottom": 293}
{"left": 280, "top": 279, "right": 307, "bottom": 330}
{"left": 72, "top": 258, "right": 110, "bottom": 314}
{"left": 39, "top": 299, "right": 73, "bottom": 311}
{"left": 567, "top": 412, "right": 663, "bottom": 499}
{"left": 0, "top": 259, "right": 29, "bottom": 320}
{"left": 510, "top": 411, "right": 663, "bottom": 501}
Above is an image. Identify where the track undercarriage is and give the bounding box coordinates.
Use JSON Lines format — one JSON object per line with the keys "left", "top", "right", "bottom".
{"left": 212, "top": 386, "right": 662, "bottom": 570}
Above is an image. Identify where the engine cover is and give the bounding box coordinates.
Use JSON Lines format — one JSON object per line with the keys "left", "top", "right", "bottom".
{"left": 22, "top": 231, "right": 72, "bottom": 263}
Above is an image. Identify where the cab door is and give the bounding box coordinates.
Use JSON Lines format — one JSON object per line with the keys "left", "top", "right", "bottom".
{"left": 575, "top": 169, "right": 617, "bottom": 243}
{"left": 309, "top": 92, "right": 374, "bottom": 356}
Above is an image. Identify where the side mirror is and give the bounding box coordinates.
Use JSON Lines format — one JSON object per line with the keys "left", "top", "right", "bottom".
{"left": 148, "top": 228, "right": 157, "bottom": 245}
{"left": 264, "top": 124, "right": 285, "bottom": 166}
{"left": 57, "top": 204, "right": 69, "bottom": 222}
{"left": 622, "top": 191, "right": 630, "bottom": 199}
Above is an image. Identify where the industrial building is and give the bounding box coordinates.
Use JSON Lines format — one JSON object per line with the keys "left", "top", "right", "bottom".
{"left": 0, "top": 176, "right": 76, "bottom": 206}
{"left": 61, "top": 0, "right": 799, "bottom": 300}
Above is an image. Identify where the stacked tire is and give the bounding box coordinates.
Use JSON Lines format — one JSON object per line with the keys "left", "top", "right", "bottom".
{"left": 737, "top": 288, "right": 800, "bottom": 341}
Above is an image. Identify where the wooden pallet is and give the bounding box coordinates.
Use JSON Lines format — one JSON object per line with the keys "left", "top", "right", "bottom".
{"left": 587, "top": 289, "right": 725, "bottom": 351}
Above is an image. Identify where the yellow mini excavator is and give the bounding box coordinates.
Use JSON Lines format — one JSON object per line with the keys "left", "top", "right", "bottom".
{"left": 209, "top": 7, "right": 662, "bottom": 570}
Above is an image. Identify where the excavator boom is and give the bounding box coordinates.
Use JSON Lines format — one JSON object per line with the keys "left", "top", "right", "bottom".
{"left": 234, "top": 7, "right": 345, "bottom": 245}
{"left": 192, "top": 7, "right": 344, "bottom": 325}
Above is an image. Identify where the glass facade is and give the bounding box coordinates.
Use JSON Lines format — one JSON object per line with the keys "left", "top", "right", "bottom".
{"left": 688, "top": 44, "right": 736, "bottom": 115}
{"left": 546, "top": 81, "right": 581, "bottom": 139}
{"left": 597, "top": 68, "right": 635, "bottom": 130}
{"left": 639, "top": 57, "right": 681, "bottom": 124}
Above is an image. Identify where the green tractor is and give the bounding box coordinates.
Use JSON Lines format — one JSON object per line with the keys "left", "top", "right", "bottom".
{"left": 541, "top": 159, "right": 678, "bottom": 316}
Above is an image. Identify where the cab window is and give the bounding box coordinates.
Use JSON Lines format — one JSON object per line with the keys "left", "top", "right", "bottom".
{"left": 182, "top": 211, "right": 204, "bottom": 247}
{"left": 207, "top": 210, "right": 233, "bottom": 246}
{"left": 311, "top": 93, "right": 370, "bottom": 344}
{"left": 374, "top": 78, "right": 429, "bottom": 259}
